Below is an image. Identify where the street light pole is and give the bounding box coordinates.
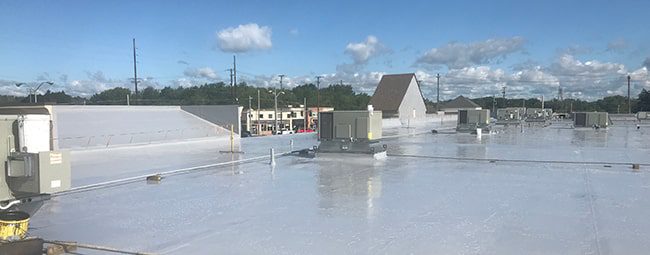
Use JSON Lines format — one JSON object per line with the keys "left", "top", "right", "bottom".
{"left": 16, "top": 82, "right": 53, "bottom": 103}
{"left": 436, "top": 73, "right": 440, "bottom": 111}
{"left": 316, "top": 76, "right": 322, "bottom": 137}
{"left": 269, "top": 89, "right": 285, "bottom": 135}
{"left": 278, "top": 75, "right": 285, "bottom": 130}
{"left": 33, "top": 81, "right": 53, "bottom": 103}
{"left": 257, "top": 89, "right": 261, "bottom": 135}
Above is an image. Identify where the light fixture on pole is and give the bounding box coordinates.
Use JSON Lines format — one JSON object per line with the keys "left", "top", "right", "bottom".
{"left": 33, "top": 81, "right": 54, "bottom": 103}
{"left": 268, "top": 89, "right": 285, "bottom": 134}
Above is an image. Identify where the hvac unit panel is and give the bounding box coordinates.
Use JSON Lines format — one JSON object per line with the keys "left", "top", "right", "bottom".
{"left": 355, "top": 117, "right": 368, "bottom": 139}
{"left": 21, "top": 115, "right": 51, "bottom": 153}
{"left": 335, "top": 124, "right": 351, "bottom": 139}
{"left": 7, "top": 151, "right": 71, "bottom": 195}
{"left": 459, "top": 110, "right": 468, "bottom": 124}
{"left": 319, "top": 112, "right": 334, "bottom": 139}
{"left": 575, "top": 113, "right": 587, "bottom": 127}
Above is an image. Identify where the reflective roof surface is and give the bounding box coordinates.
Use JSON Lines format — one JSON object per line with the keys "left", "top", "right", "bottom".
{"left": 31, "top": 120, "right": 650, "bottom": 254}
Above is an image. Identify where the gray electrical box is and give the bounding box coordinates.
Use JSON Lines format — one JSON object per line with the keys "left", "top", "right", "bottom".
{"left": 7, "top": 151, "right": 71, "bottom": 196}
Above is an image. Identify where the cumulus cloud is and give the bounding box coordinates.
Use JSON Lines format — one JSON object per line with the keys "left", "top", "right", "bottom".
{"left": 344, "top": 35, "right": 386, "bottom": 64}
{"left": 416, "top": 37, "right": 525, "bottom": 69}
{"left": 183, "top": 67, "right": 219, "bottom": 80}
{"left": 549, "top": 54, "right": 626, "bottom": 78}
{"left": 643, "top": 57, "right": 650, "bottom": 69}
{"left": 0, "top": 80, "right": 28, "bottom": 96}
{"left": 216, "top": 23, "right": 272, "bottom": 53}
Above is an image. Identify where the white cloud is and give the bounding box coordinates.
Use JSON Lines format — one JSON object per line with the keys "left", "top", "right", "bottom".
{"left": 289, "top": 28, "right": 299, "bottom": 36}
{"left": 416, "top": 37, "right": 525, "bottom": 69}
{"left": 183, "top": 67, "right": 219, "bottom": 80}
{"left": 550, "top": 54, "right": 627, "bottom": 77}
{"left": 344, "top": 35, "right": 386, "bottom": 64}
{"left": 216, "top": 23, "right": 272, "bottom": 53}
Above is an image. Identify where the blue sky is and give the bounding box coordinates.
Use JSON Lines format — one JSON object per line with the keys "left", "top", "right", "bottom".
{"left": 1, "top": 0, "right": 649, "bottom": 100}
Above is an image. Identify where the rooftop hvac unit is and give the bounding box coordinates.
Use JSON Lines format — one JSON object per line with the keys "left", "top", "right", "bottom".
{"left": 574, "top": 112, "right": 587, "bottom": 127}
{"left": 573, "top": 112, "right": 608, "bottom": 128}
{"left": 638, "top": 111, "right": 649, "bottom": 120}
{"left": 318, "top": 111, "right": 386, "bottom": 156}
{"left": 457, "top": 109, "right": 490, "bottom": 132}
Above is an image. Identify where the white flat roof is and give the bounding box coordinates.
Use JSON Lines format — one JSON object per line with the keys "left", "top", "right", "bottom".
{"left": 30, "top": 120, "right": 650, "bottom": 254}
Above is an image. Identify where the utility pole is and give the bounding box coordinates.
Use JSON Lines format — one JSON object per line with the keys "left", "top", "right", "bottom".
{"left": 257, "top": 89, "right": 261, "bottom": 135}
{"left": 303, "top": 97, "right": 307, "bottom": 132}
{"left": 132, "top": 38, "right": 139, "bottom": 99}
{"left": 628, "top": 75, "right": 631, "bottom": 114}
{"left": 436, "top": 73, "right": 440, "bottom": 111}
{"left": 278, "top": 74, "right": 285, "bottom": 130}
{"left": 227, "top": 68, "right": 234, "bottom": 97}
{"left": 274, "top": 88, "right": 278, "bottom": 134}
{"left": 492, "top": 94, "right": 496, "bottom": 117}
{"left": 278, "top": 74, "right": 285, "bottom": 90}
{"left": 270, "top": 89, "right": 284, "bottom": 134}
{"left": 502, "top": 86, "right": 506, "bottom": 107}
{"left": 316, "top": 76, "right": 322, "bottom": 138}
{"left": 248, "top": 96, "right": 253, "bottom": 132}
{"left": 232, "top": 55, "right": 238, "bottom": 99}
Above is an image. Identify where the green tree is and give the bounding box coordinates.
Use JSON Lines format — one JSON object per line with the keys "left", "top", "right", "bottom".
{"left": 636, "top": 89, "right": 650, "bottom": 111}
{"left": 90, "top": 87, "right": 131, "bottom": 104}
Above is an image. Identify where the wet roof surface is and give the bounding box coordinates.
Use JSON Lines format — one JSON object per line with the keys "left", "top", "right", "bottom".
{"left": 31, "top": 121, "right": 650, "bottom": 254}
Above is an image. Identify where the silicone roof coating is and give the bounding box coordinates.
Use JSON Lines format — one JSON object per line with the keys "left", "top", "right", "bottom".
{"left": 30, "top": 122, "right": 650, "bottom": 254}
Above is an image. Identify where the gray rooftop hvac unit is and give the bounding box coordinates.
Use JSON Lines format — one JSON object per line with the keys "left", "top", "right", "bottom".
{"left": 318, "top": 110, "right": 386, "bottom": 156}
{"left": 525, "top": 108, "right": 552, "bottom": 122}
{"left": 573, "top": 112, "right": 609, "bottom": 128}
{"left": 496, "top": 107, "right": 525, "bottom": 124}
{"left": 638, "top": 111, "right": 649, "bottom": 121}
{"left": 457, "top": 109, "right": 490, "bottom": 132}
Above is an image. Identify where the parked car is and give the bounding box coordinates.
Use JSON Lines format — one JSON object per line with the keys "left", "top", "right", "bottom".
{"left": 241, "top": 130, "right": 252, "bottom": 137}
{"left": 280, "top": 130, "right": 294, "bottom": 135}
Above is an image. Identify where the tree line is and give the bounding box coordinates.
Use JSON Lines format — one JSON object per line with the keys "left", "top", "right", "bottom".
{"left": 1, "top": 81, "right": 649, "bottom": 113}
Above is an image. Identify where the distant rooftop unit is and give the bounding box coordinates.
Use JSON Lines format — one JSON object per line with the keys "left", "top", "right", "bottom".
{"left": 573, "top": 112, "right": 609, "bottom": 128}
{"left": 524, "top": 108, "right": 553, "bottom": 122}
{"left": 496, "top": 107, "right": 525, "bottom": 124}
{"left": 457, "top": 109, "right": 490, "bottom": 132}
